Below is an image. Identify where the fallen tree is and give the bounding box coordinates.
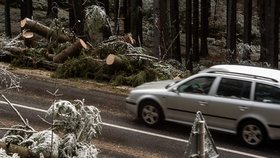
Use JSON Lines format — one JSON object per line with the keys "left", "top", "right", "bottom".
{"left": 53, "top": 39, "right": 88, "bottom": 63}
{"left": 20, "top": 18, "right": 72, "bottom": 43}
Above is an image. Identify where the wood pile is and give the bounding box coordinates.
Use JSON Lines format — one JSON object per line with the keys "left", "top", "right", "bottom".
{"left": 0, "top": 18, "right": 188, "bottom": 86}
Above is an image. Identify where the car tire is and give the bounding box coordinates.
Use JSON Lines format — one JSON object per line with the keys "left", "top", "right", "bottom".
{"left": 139, "top": 101, "right": 163, "bottom": 127}
{"left": 238, "top": 120, "right": 267, "bottom": 148}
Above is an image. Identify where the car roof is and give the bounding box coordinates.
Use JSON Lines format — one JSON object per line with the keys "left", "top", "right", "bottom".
{"left": 200, "top": 64, "right": 280, "bottom": 83}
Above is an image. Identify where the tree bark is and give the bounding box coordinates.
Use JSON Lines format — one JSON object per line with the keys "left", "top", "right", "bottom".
{"left": 21, "top": 18, "right": 72, "bottom": 42}
{"left": 267, "top": 0, "right": 279, "bottom": 68}
{"left": 123, "top": 0, "right": 131, "bottom": 33}
{"left": 185, "top": 0, "right": 192, "bottom": 70}
{"left": 159, "top": 0, "right": 171, "bottom": 59}
{"left": 47, "top": 0, "right": 58, "bottom": 18}
{"left": 22, "top": 31, "right": 34, "bottom": 47}
{"left": 200, "top": 0, "right": 209, "bottom": 57}
{"left": 20, "top": 0, "right": 33, "bottom": 20}
{"left": 257, "top": 0, "right": 266, "bottom": 61}
{"left": 114, "top": 0, "right": 120, "bottom": 34}
{"left": 170, "top": 0, "right": 181, "bottom": 63}
{"left": 0, "top": 142, "right": 32, "bottom": 157}
{"left": 226, "top": 0, "right": 237, "bottom": 59}
{"left": 193, "top": 0, "right": 199, "bottom": 62}
{"left": 153, "top": 0, "right": 161, "bottom": 58}
{"left": 53, "top": 39, "right": 88, "bottom": 63}
{"left": 3, "top": 46, "right": 28, "bottom": 55}
{"left": 70, "top": 0, "right": 85, "bottom": 39}
{"left": 4, "top": 0, "right": 11, "bottom": 37}
{"left": 243, "top": 0, "right": 252, "bottom": 44}
{"left": 130, "top": 0, "right": 143, "bottom": 46}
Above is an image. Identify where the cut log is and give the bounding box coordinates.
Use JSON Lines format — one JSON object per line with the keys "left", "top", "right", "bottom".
{"left": 0, "top": 142, "right": 31, "bottom": 157}
{"left": 106, "top": 54, "right": 123, "bottom": 66}
{"left": 3, "top": 46, "right": 28, "bottom": 55}
{"left": 22, "top": 30, "right": 34, "bottom": 47}
{"left": 21, "top": 18, "right": 72, "bottom": 43}
{"left": 53, "top": 39, "right": 88, "bottom": 63}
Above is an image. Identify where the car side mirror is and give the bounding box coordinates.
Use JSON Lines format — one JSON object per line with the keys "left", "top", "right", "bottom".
{"left": 171, "top": 87, "right": 179, "bottom": 94}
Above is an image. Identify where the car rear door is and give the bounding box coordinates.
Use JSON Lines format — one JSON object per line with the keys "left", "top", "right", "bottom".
{"left": 207, "top": 77, "right": 253, "bottom": 131}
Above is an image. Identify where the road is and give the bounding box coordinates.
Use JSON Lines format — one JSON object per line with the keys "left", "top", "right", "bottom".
{"left": 0, "top": 74, "right": 279, "bottom": 157}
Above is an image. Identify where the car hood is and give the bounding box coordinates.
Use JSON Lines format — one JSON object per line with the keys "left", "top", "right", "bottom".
{"left": 134, "top": 80, "right": 180, "bottom": 90}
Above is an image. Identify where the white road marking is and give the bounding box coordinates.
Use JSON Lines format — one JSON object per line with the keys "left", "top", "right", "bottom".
{"left": 0, "top": 101, "right": 267, "bottom": 158}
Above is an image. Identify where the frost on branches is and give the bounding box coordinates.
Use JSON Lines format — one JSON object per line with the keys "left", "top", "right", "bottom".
{"left": 1, "top": 99, "right": 102, "bottom": 158}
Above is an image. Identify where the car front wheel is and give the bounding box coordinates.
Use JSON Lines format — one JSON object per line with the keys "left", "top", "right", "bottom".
{"left": 238, "top": 120, "right": 267, "bottom": 148}
{"left": 139, "top": 101, "right": 163, "bottom": 127}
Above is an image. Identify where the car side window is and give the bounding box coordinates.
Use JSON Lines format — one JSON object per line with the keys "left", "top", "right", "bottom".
{"left": 217, "top": 78, "right": 251, "bottom": 99}
{"left": 255, "top": 83, "right": 280, "bottom": 104}
{"left": 177, "top": 77, "right": 215, "bottom": 94}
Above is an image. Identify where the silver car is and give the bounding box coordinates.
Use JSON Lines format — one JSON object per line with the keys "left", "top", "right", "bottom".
{"left": 126, "top": 64, "right": 280, "bottom": 147}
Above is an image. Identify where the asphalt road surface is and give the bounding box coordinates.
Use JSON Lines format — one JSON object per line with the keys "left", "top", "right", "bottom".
{"left": 0, "top": 74, "right": 280, "bottom": 157}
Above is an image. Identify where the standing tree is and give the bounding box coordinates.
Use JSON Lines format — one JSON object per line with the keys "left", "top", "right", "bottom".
{"left": 192, "top": 0, "right": 199, "bottom": 62}
{"left": 266, "top": 0, "right": 279, "bottom": 68}
{"left": 226, "top": 0, "right": 237, "bottom": 61}
{"left": 153, "top": 0, "right": 161, "bottom": 58}
{"left": 170, "top": 0, "right": 181, "bottom": 63}
{"left": 123, "top": 0, "right": 131, "bottom": 33}
{"left": 114, "top": 0, "right": 120, "bottom": 34}
{"left": 200, "top": 0, "right": 209, "bottom": 57}
{"left": 130, "top": 0, "right": 143, "bottom": 46}
{"left": 70, "top": 0, "right": 85, "bottom": 39}
{"left": 47, "top": 0, "right": 58, "bottom": 18}
{"left": 4, "top": 0, "right": 11, "bottom": 37}
{"left": 159, "top": 0, "right": 171, "bottom": 59}
{"left": 243, "top": 0, "right": 252, "bottom": 44}
{"left": 257, "top": 0, "right": 266, "bottom": 61}
{"left": 99, "top": 0, "right": 111, "bottom": 39}
{"left": 185, "top": 0, "right": 193, "bottom": 70}
{"left": 21, "top": 0, "right": 33, "bottom": 20}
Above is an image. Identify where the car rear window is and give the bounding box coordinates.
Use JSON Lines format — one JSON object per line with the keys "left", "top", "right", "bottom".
{"left": 217, "top": 78, "right": 251, "bottom": 99}
{"left": 255, "top": 83, "right": 280, "bottom": 104}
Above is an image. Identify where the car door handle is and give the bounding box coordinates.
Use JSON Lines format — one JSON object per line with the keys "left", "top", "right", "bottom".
{"left": 239, "top": 106, "right": 249, "bottom": 111}
{"left": 198, "top": 101, "right": 208, "bottom": 106}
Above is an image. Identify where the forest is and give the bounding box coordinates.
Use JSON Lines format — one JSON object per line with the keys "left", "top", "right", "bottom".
{"left": 1, "top": 0, "right": 279, "bottom": 87}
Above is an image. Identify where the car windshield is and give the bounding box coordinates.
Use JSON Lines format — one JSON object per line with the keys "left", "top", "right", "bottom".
{"left": 165, "top": 80, "right": 181, "bottom": 89}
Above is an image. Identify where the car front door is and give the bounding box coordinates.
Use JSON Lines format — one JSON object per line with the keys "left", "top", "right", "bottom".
{"left": 164, "top": 76, "right": 216, "bottom": 124}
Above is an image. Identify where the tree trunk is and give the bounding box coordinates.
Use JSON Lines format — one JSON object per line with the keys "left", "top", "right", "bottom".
{"left": 193, "top": 0, "right": 199, "bottom": 62}
{"left": 47, "top": 0, "right": 58, "bottom": 18}
{"left": 3, "top": 46, "right": 28, "bottom": 55}
{"left": 22, "top": 31, "right": 34, "bottom": 47}
{"left": 123, "top": 0, "right": 131, "bottom": 33}
{"left": 153, "top": 0, "right": 161, "bottom": 58}
{"left": 53, "top": 39, "right": 88, "bottom": 63}
{"left": 257, "top": 0, "right": 266, "bottom": 61}
{"left": 243, "top": 0, "right": 252, "bottom": 44}
{"left": 21, "top": 18, "right": 72, "bottom": 42}
{"left": 170, "top": 0, "right": 181, "bottom": 63}
{"left": 70, "top": 0, "right": 85, "bottom": 39}
{"left": 0, "top": 142, "right": 32, "bottom": 157}
{"left": 114, "top": 0, "right": 120, "bottom": 34}
{"left": 21, "top": 0, "right": 33, "bottom": 20}
{"left": 4, "top": 0, "right": 11, "bottom": 37}
{"left": 267, "top": 0, "right": 279, "bottom": 68}
{"left": 130, "top": 0, "right": 143, "bottom": 46}
{"left": 226, "top": 0, "right": 237, "bottom": 60}
{"left": 100, "top": 0, "right": 111, "bottom": 39}
{"left": 200, "top": 0, "right": 209, "bottom": 57}
{"left": 185, "top": 0, "right": 192, "bottom": 70}
{"left": 159, "top": 0, "right": 171, "bottom": 59}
